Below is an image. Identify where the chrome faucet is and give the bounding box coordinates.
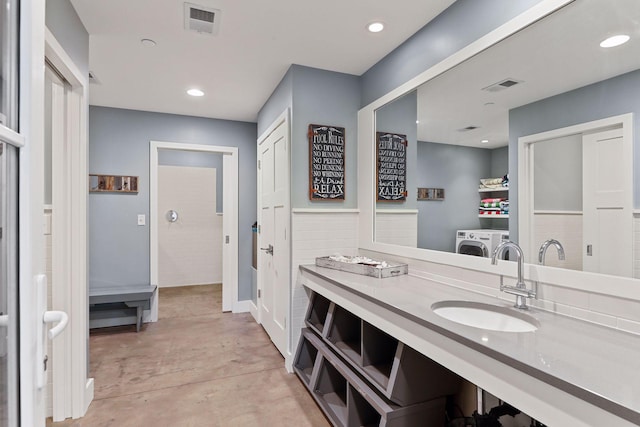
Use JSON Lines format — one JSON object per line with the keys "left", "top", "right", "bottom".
{"left": 538, "top": 239, "right": 565, "bottom": 265}
{"left": 491, "top": 241, "right": 536, "bottom": 310}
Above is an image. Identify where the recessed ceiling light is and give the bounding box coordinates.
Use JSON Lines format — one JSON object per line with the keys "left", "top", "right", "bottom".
{"left": 416, "top": 120, "right": 420, "bottom": 124}
{"left": 600, "top": 34, "right": 630, "bottom": 48}
{"left": 187, "top": 88, "right": 204, "bottom": 97}
{"left": 141, "top": 38, "right": 157, "bottom": 47}
{"left": 367, "top": 22, "right": 384, "bottom": 33}
{"left": 481, "top": 139, "right": 489, "bottom": 144}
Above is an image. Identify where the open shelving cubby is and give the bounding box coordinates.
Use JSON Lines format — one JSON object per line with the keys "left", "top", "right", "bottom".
{"left": 326, "top": 305, "right": 361, "bottom": 365}
{"left": 293, "top": 333, "right": 320, "bottom": 386}
{"left": 347, "top": 385, "right": 382, "bottom": 427}
{"left": 296, "top": 329, "right": 446, "bottom": 427}
{"left": 315, "top": 357, "right": 349, "bottom": 426}
{"left": 361, "top": 321, "right": 398, "bottom": 390}
{"left": 306, "top": 292, "right": 332, "bottom": 336}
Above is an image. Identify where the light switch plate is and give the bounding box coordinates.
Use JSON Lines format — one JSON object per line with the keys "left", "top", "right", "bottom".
{"left": 137, "top": 214, "right": 146, "bottom": 226}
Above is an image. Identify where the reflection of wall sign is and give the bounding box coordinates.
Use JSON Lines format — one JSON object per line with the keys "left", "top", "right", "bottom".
{"left": 417, "top": 187, "right": 445, "bottom": 201}
{"left": 376, "top": 132, "right": 407, "bottom": 202}
{"left": 309, "top": 124, "right": 345, "bottom": 201}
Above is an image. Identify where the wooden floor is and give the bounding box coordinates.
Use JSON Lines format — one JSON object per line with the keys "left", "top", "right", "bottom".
{"left": 48, "top": 284, "right": 329, "bottom": 427}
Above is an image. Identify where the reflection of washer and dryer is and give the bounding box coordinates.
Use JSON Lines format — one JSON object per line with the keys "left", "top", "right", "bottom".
{"left": 456, "top": 229, "right": 509, "bottom": 258}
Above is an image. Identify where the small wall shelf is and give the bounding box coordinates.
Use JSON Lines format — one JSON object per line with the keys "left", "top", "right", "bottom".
{"left": 89, "top": 174, "right": 138, "bottom": 193}
{"left": 478, "top": 214, "right": 509, "bottom": 218}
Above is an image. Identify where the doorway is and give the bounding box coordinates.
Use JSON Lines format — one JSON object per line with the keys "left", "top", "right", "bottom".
{"left": 518, "top": 113, "right": 633, "bottom": 277}
{"left": 150, "top": 141, "right": 239, "bottom": 320}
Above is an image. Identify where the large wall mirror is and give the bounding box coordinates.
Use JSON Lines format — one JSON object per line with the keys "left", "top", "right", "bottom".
{"left": 369, "top": 0, "right": 639, "bottom": 280}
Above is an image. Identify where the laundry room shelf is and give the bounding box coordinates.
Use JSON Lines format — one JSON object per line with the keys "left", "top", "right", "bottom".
{"left": 478, "top": 188, "right": 508, "bottom": 193}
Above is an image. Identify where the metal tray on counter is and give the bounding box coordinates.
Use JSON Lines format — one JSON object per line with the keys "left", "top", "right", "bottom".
{"left": 315, "top": 256, "right": 408, "bottom": 279}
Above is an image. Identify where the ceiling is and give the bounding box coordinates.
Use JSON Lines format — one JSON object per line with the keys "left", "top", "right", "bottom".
{"left": 416, "top": 0, "right": 640, "bottom": 148}
{"left": 70, "top": 0, "right": 456, "bottom": 123}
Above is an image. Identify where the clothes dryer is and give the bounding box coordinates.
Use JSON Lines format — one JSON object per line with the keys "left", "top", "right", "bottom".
{"left": 455, "top": 229, "right": 509, "bottom": 258}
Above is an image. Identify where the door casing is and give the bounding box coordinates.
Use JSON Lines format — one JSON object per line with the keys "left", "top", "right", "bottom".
{"left": 150, "top": 141, "right": 239, "bottom": 315}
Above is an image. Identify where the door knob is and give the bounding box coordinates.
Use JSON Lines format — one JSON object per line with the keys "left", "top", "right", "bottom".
{"left": 166, "top": 210, "right": 179, "bottom": 223}
{"left": 260, "top": 244, "right": 274, "bottom": 255}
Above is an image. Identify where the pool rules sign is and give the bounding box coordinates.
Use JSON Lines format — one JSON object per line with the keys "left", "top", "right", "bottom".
{"left": 376, "top": 132, "right": 407, "bottom": 202}
{"left": 309, "top": 124, "right": 345, "bottom": 201}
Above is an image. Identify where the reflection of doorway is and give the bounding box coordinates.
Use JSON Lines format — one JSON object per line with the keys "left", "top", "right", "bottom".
{"left": 519, "top": 113, "right": 633, "bottom": 277}
{"left": 150, "top": 142, "right": 239, "bottom": 320}
{"left": 157, "top": 164, "right": 221, "bottom": 288}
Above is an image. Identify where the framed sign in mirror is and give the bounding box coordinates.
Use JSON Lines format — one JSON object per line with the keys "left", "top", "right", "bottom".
{"left": 308, "top": 124, "right": 345, "bottom": 201}
{"left": 376, "top": 132, "right": 407, "bottom": 202}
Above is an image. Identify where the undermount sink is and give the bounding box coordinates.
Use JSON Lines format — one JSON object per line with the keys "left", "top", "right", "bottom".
{"left": 431, "top": 300, "right": 539, "bottom": 332}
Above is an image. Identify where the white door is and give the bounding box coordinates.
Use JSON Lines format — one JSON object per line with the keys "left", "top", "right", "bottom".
{"left": 583, "top": 128, "right": 633, "bottom": 276}
{"left": 157, "top": 165, "right": 221, "bottom": 288}
{"left": 257, "top": 117, "right": 290, "bottom": 357}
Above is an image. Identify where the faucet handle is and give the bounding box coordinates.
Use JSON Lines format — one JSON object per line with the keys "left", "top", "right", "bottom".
{"left": 500, "top": 282, "right": 536, "bottom": 299}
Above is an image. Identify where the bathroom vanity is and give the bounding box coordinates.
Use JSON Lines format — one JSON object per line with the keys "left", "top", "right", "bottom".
{"left": 295, "top": 264, "right": 640, "bottom": 427}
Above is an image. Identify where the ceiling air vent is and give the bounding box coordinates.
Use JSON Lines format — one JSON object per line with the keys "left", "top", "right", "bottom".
{"left": 88, "top": 71, "right": 100, "bottom": 85}
{"left": 482, "top": 78, "right": 523, "bottom": 93}
{"left": 184, "top": 3, "right": 221, "bottom": 35}
{"left": 457, "top": 125, "right": 480, "bottom": 132}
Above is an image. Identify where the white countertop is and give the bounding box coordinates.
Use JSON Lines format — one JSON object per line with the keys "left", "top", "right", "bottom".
{"left": 300, "top": 265, "right": 640, "bottom": 425}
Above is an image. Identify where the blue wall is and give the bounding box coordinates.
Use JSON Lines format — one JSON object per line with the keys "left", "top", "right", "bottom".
{"left": 89, "top": 106, "right": 257, "bottom": 301}
{"left": 417, "top": 142, "right": 505, "bottom": 252}
{"left": 360, "top": 0, "right": 544, "bottom": 106}
{"left": 290, "top": 65, "right": 360, "bottom": 209}
{"left": 257, "top": 65, "right": 360, "bottom": 209}
{"left": 46, "top": 0, "right": 89, "bottom": 76}
{"left": 509, "top": 69, "right": 640, "bottom": 242}
{"left": 257, "top": 68, "right": 293, "bottom": 137}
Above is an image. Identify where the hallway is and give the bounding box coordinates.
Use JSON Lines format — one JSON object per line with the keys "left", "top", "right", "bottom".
{"left": 49, "top": 285, "right": 328, "bottom": 426}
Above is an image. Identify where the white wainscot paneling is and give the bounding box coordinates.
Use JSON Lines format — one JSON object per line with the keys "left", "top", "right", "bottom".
{"left": 290, "top": 210, "right": 359, "bottom": 357}
{"left": 375, "top": 210, "right": 418, "bottom": 247}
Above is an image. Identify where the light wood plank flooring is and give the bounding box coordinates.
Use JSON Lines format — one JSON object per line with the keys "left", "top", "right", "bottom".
{"left": 48, "top": 284, "right": 329, "bottom": 427}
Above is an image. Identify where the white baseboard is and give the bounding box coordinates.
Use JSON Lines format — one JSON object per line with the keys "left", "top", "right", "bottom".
{"left": 233, "top": 299, "right": 252, "bottom": 313}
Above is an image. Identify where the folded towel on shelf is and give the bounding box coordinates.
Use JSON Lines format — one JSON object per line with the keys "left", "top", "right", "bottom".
{"left": 480, "top": 177, "right": 504, "bottom": 186}
{"left": 480, "top": 201, "right": 502, "bottom": 208}
{"left": 479, "top": 210, "right": 506, "bottom": 216}
{"left": 479, "top": 207, "right": 501, "bottom": 212}
{"left": 479, "top": 174, "right": 509, "bottom": 190}
{"left": 481, "top": 198, "right": 504, "bottom": 204}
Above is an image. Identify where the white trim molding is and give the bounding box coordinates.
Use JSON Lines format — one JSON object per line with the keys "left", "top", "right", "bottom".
{"left": 45, "top": 28, "right": 92, "bottom": 422}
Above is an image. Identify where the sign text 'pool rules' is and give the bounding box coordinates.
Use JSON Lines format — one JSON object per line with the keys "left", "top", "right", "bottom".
{"left": 376, "top": 132, "right": 407, "bottom": 202}
{"left": 309, "top": 124, "right": 345, "bottom": 201}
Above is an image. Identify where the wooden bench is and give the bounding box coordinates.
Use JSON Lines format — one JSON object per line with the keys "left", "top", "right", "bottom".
{"left": 89, "top": 285, "right": 156, "bottom": 332}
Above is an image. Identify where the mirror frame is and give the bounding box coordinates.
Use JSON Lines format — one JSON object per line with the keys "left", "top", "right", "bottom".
{"left": 357, "top": 0, "right": 640, "bottom": 301}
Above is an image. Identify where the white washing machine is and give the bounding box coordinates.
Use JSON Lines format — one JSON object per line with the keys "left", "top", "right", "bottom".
{"left": 455, "top": 229, "right": 509, "bottom": 258}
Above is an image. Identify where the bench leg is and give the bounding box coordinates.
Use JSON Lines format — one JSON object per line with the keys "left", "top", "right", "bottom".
{"left": 136, "top": 306, "right": 143, "bottom": 332}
